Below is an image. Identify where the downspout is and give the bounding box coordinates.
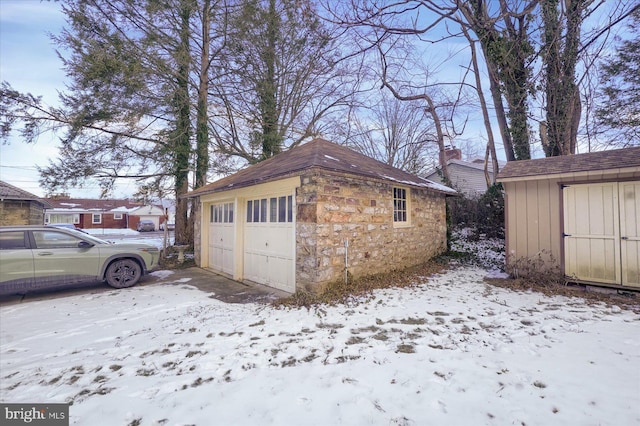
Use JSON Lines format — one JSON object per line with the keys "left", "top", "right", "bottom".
{"left": 344, "top": 239, "right": 349, "bottom": 285}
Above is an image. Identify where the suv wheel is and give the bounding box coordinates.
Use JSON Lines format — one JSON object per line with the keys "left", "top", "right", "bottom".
{"left": 105, "top": 259, "right": 142, "bottom": 288}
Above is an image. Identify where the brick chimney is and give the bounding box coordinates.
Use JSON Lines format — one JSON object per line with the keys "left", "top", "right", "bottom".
{"left": 444, "top": 148, "right": 462, "bottom": 161}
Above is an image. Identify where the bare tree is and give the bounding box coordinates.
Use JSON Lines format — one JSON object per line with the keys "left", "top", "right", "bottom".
{"left": 207, "top": 0, "right": 363, "bottom": 168}
{"left": 344, "top": 91, "right": 440, "bottom": 175}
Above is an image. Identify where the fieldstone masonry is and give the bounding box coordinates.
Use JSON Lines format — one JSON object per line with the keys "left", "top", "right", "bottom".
{"left": 296, "top": 170, "right": 447, "bottom": 292}
{"left": 0, "top": 200, "right": 45, "bottom": 226}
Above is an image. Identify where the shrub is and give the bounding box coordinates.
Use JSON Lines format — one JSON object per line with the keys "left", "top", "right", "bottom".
{"left": 506, "top": 250, "right": 565, "bottom": 286}
{"left": 447, "top": 183, "right": 504, "bottom": 240}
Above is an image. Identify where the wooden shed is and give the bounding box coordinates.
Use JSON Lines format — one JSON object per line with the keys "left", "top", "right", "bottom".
{"left": 187, "top": 138, "right": 456, "bottom": 293}
{"left": 497, "top": 147, "right": 640, "bottom": 289}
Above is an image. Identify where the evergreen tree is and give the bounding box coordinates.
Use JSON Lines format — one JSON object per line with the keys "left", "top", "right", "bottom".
{"left": 595, "top": 8, "right": 640, "bottom": 146}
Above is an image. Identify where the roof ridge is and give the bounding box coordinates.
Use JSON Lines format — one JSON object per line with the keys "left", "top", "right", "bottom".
{"left": 188, "top": 138, "right": 456, "bottom": 197}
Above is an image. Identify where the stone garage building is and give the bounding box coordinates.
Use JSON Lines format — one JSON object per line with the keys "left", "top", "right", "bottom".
{"left": 497, "top": 146, "right": 640, "bottom": 290}
{"left": 188, "top": 138, "right": 456, "bottom": 293}
{"left": 0, "top": 180, "right": 51, "bottom": 226}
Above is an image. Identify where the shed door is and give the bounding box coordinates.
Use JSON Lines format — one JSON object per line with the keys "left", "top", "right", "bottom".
{"left": 243, "top": 195, "right": 295, "bottom": 292}
{"left": 208, "top": 202, "right": 234, "bottom": 275}
{"left": 563, "top": 183, "right": 620, "bottom": 285}
{"left": 620, "top": 182, "right": 640, "bottom": 287}
{"left": 563, "top": 182, "right": 640, "bottom": 287}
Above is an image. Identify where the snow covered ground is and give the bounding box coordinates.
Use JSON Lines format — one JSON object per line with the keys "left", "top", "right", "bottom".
{"left": 1, "top": 265, "right": 639, "bottom": 425}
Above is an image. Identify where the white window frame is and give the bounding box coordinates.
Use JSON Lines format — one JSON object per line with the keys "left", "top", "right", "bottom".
{"left": 211, "top": 202, "right": 234, "bottom": 223}
{"left": 92, "top": 213, "right": 102, "bottom": 224}
{"left": 114, "top": 213, "right": 123, "bottom": 220}
{"left": 393, "top": 187, "right": 410, "bottom": 227}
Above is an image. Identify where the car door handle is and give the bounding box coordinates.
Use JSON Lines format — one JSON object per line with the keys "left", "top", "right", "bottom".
{"left": 37, "top": 252, "right": 54, "bottom": 256}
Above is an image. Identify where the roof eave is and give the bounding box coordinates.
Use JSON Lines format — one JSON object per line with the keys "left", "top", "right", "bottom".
{"left": 497, "top": 166, "right": 640, "bottom": 183}
{"left": 187, "top": 165, "right": 456, "bottom": 198}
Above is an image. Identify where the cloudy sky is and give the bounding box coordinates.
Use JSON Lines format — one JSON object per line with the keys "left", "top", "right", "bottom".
{"left": 0, "top": 0, "right": 139, "bottom": 198}
{"left": 1, "top": 1, "right": 65, "bottom": 197}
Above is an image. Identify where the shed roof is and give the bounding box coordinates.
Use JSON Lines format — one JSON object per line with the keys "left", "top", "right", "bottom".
{"left": 0, "top": 180, "right": 51, "bottom": 208}
{"left": 497, "top": 146, "right": 640, "bottom": 181}
{"left": 189, "top": 138, "right": 456, "bottom": 197}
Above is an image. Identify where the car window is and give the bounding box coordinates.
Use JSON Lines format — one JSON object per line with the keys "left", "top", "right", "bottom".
{"left": 0, "top": 231, "right": 28, "bottom": 250}
{"left": 32, "top": 230, "right": 83, "bottom": 249}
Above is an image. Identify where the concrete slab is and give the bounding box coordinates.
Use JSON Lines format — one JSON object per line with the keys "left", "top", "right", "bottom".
{"left": 143, "top": 267, "right": 290, "bottom": 304}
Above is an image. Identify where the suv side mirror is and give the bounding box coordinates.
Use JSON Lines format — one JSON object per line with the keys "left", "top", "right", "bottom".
{"left": 78, "top": 241, "right": 95, "bottom": 249}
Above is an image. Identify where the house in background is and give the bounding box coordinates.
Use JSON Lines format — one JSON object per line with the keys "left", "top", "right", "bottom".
{"left": 45, "top": 197, "right": 166, "bottom": 231}
{"left": 187, "top": 138, "right": 456, "bottom": 294}
{"left": 0, "top": 180, "right": 51, "bottom": 226}
{"left": 497, "top": 146, "right": 640, "bottom": 290}
{"left": 424, "top": 148, "right": 502, "bottom": 198}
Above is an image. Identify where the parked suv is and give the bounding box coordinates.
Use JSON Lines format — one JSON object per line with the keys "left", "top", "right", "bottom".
{"left": 137, "top": 220, "right": 155, "bottom": 232}
{"left": 0, "top": 226, "right": 159, "bottom": 295}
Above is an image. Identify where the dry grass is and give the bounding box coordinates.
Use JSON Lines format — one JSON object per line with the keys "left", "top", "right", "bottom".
{"left": 275, "top": 253, "right": 639, "bottom": 314}
{"left": 486, "top": 276, "right": 640, "bottom": 313}
{"left": 274, "top": 260, "right": 448, "bottom": 308}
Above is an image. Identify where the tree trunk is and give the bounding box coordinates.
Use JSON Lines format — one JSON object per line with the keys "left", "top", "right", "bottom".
{"left": 542, "top": 0, "right": 583, "bottom": 156}
{"left": 195, "top": 0, "right": 211, "bottom": 189}
{"left": 174, "top": 0, "right": 193, "bottom": 246}
{"left": 464, "top": 27, "right": 499, "bottom": 183}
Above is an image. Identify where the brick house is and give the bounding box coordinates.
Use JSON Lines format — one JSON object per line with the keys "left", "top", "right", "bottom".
{"left": 188, "top": 138, "right": 456, "bottom": 293}
{"left": 0, "top": 180, "right": 51, "bottom": 226}
{"left": 44, "top": 198, "right": 165, "bottom": 230}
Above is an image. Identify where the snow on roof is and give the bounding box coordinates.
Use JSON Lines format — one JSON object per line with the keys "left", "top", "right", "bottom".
{"left": 378, "top": 174, "right": 458, "bottom": 194}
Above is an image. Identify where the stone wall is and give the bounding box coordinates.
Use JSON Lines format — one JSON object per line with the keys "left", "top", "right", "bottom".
{"left": 0, "top": 200, "right": 45, "bottom": 226}
{"left": 296, "top": 171, "right": 447, "bottom": 292}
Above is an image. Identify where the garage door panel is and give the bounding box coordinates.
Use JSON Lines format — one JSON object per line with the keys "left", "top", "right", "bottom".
{"left": 243, "top": 195, "right": 295, "bottom": 292}
{"left": 208, "top": 202, "right": 235, "bottom": 275}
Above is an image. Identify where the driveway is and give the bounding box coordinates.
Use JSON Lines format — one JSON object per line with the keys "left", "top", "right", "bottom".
{"left": 0, "top": 267, "right": 289, "bottom": 305}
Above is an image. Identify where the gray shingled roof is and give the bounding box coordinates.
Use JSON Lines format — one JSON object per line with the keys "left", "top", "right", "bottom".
{"left": 497, "top": 146, "right": 640, "bottom": 180}
{"left": 0, "top": 180, "right": 51, "bottom": 207}
{"left": 189, "top": 138, "right": 456, "bottom": 197}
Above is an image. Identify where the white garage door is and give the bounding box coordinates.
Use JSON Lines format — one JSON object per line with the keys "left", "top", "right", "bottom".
{"left": 563, "top": 181, "right": 639, "bottom": 287}
{"left": 244, "top": 195, "right": 295, "bottom": 292}
{"left": 208, "top": 202, "right": 234, "bottom": 275}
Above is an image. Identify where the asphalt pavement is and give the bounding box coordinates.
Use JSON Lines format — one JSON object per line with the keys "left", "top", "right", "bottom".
{"left": 0, "top": 267, "right": 289, "bottom": 306}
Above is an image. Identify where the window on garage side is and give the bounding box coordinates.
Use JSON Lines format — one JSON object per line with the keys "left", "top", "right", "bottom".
{"left": 393, "top": 187, "right": 408, "bottom": 224}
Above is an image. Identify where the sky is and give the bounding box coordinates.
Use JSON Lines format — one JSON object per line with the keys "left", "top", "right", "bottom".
{"left": 0, "top": 0, "right": 138, "bottom": 198}
{"left": 0, "top": 1, "right": 633, "bottom": 199}
{"left": 1, "top": 262, "right": 638, "bottom": 425}
{"left": 0, "top": 0, "right": 499, "bottom": 200}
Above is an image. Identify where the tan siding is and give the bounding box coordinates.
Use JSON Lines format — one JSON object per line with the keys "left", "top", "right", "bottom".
{"left": 525, "top": 180, "right": 539, "bottom": 256}
{"left": 548, "top": 180, "right": 562, "bottom": 264}
{"left": 537, "top": 180, "right": 552, "bottom": 253}
{"left": 505, "top": 179, "right": 562, "bottom": 269}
